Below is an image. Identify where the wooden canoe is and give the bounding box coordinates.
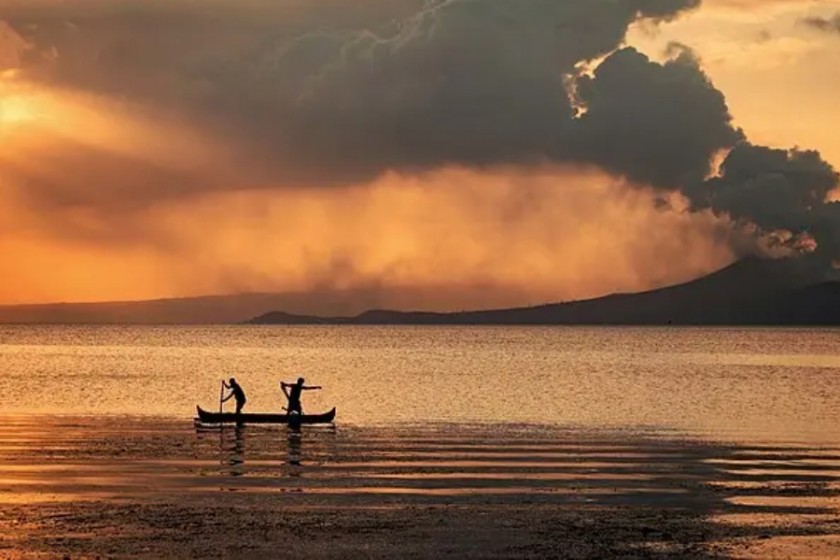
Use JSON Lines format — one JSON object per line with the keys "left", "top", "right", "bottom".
{"left": 195, "top": 405, "right": 336, "bottom": 425}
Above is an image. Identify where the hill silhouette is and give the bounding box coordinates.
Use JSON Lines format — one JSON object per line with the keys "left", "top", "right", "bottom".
{"left": 250, "top": 258, "right": 838, "bottom": 325}
{"left": 1, "top": 258, "right": 834, "bottom": 325}
{"left": 0, "top": 284, "right": 533, "bottom": 324}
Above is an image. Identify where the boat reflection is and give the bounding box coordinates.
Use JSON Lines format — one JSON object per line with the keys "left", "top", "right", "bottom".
{"left": 227, "top": 425, "right": 246, "bottom": 477}
{"left": 195, "top": 423, "right": 338, "bottom": 482}
{"left": 287, "top": 426, "right": 303, "bottom": 475}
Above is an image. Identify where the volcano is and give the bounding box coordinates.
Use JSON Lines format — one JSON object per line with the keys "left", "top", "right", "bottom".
{"left": 250, "top": 257, "right": 839, "bottom": 326}
{"left": 0, "top": 257, "right": 835, "bottom": 325}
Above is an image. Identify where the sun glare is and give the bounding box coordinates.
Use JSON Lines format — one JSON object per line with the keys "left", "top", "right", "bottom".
{"left": 0, "top": 95, "right": 38, "bottom": 124}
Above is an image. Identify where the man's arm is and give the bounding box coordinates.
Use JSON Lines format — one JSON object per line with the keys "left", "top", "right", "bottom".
{"left": 221, "top": 392, "right": 233, "bottom": 402}
{"left": 303, "top": 385, "right": 322, "bottom": 390}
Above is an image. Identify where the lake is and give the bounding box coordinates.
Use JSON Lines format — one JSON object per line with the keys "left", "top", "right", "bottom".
{"left": 2, "top": 326, "right": 840, "bottom": 557}
{"left": 3, "top": 325, "right": 840, "bottom": 438}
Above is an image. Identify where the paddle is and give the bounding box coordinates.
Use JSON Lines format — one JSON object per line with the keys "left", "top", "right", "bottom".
{"left": 219, "top": 380, "right": 225, "bottom": 415}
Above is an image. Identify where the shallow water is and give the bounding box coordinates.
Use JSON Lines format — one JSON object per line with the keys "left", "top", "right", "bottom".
{"left": 2, "top": 326, "right": 840, "bottom": 557}
{"left": 1, "top": 417, "right": 838, "bottom": 506}
{"left": 2, "top": 416, "right": 840, "bottom": 557}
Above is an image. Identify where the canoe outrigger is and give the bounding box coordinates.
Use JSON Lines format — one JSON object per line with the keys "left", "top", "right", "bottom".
{"left": 195, "top": 405, "right": 336, "bottom": 425}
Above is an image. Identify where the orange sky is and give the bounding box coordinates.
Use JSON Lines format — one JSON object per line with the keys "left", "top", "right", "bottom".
{"left": 631, "top": 0, "right": 840, "bottom": 169}
{"left": 0, "top": 0, "right": 838, "bottom": 308}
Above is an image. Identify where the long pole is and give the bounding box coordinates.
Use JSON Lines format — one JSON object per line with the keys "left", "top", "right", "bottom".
{"left": 219, "top": 380, "right": 224, "bottom": 415}
{"left": 219, "top": 381, "right": 226, "bottom": 434}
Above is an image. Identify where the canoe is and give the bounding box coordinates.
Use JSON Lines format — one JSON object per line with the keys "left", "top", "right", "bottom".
{"left": 195, "top": 406, "right": 336, "bottom": 425}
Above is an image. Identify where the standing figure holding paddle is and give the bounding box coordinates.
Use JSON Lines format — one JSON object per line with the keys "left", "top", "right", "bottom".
{"left": 281, "top": 377, "right": 321, "bottom": 415}
{"left": 222, "top": 377, "right": 247, "bottom": 415}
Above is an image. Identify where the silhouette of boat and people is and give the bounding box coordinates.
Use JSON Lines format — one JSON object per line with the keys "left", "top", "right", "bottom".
{"left": 197, "top": 377, "right": 335, "bottom": 425}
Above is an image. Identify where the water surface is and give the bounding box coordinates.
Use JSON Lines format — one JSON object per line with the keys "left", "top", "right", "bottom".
{"left": 1, "top": 325, "right": 839, "bottom": 441}
{"left": 2, "top": 326, "right": 840, "bottom": 557}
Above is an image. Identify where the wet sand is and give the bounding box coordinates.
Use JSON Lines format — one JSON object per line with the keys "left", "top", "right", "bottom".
{"left": 2, "top": 417, "right": 840, "bottom": 558}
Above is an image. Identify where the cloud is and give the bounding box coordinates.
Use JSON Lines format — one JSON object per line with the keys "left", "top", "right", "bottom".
{"left": 0, "top": 0, "right": 839, "bottom": 306}
{"left": 0, "top": 21, "right": 28, "bottom": 70}
{"left": 801, "top": 12, "right": 840, "bottom": 34}
{"left": 202, "top": 0, "right": 708, "bottom": 184}
{"left": 0, "top": 166, "right": 737, "bottom": 308}
{"left": 572, "top": 46, "right": 742, "bottom": 188}
{"left": 686, "top": 144, "right": 840, "bottom": 257}
{"left": 3, "top": 0, "right": 708, "bottom": 189}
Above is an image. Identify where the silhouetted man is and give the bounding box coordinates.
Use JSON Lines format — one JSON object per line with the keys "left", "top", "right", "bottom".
{"left": 281, "top": 377, "right": 321, "bottom": 415}
{"left": 222, "top": 377, "right": 247, "bottom": 414}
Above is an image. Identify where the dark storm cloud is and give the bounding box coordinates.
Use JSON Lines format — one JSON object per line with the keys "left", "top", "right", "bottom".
{"left": 199, "top": 0, "right": 709, "bottom": 182}
{"left": 689, "top": 144, "right": 837, "bottom": 231}
{"left": 801, "top": 12, "right": 840, "bottom": 34}
{"left": 686, "top": 144, "right": 840, "bottom": 257}
{"left": 0, "top": 1, "right": 424, "bottom": 124}
{"left": 573, "top": 46, "right": 743, "bottom": 188}
{"left": 3, "top": 0, "right": 704, "bottom": 187}
{"left": 2, "top": 0, "right": 839, "bottom": 261}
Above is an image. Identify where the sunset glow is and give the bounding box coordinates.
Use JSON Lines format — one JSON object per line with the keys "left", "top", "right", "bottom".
{"left": 0, "top": 0, "right": 838, "bottom": 311}
{"left": 0, "top": 94, "right": 38, "bottom": 124}
{"left": 4, "top": 4, "right": 840, "bottom": 558}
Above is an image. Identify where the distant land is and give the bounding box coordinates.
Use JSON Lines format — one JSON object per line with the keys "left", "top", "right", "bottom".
{"left": 249, "top": 258, "right": 840, "bottom": 326}
{"left": 0, "top": 285, "right": 535, "bottom": 325}
{"left": 1, "top": 258, "right": 837, "bottom": 325}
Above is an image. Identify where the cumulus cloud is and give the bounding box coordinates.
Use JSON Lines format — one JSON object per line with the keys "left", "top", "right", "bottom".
{"left": 687, "top": 144, "right": 839, "bottom": 256}
{"left": 0, "top": 0, "right": 839, "bottom": 305}
{"left": 572, "top": 46, "right": 742, "bottom": 188}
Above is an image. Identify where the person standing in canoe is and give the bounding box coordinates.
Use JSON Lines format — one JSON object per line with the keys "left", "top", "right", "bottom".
{"left": 281, "top": 377, "right": 321, "bottom": 415}
{"left": 222, "top": 377, "right": 247, "bottom": 414}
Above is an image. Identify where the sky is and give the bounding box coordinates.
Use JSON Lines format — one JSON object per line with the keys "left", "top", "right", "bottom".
{"left": 0, "top": 0, "right": 838, "bottom": 309}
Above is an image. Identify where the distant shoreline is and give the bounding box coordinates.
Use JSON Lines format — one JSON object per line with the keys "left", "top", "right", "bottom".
{"left": 248, "top": 258, "right": 840, "bottom": 326}
{"left": 2, "top": 258, "right": 839, "bottom": 326}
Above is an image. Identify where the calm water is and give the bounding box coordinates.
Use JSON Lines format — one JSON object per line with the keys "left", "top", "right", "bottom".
{"left": 1, "top": 325, "right": 839, "bottom": 441}
{"left": 3, "top": 326, "right": 840, "bottom": 557}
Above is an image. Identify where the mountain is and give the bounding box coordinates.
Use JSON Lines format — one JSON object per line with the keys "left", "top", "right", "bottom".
{"left": 249, "top": 258, "right": 838, "bottom": 325}
{"left": 0, "top": 284, "right": 533, "bottom": 324}
{"left": 770, "top": 282, "right": 840, "bottom": 325}
{"left": 1, "top": 257, "right": 832, "bottom": 325}
{"left": 0, "top": 293, "right": 296, "bottom": 325}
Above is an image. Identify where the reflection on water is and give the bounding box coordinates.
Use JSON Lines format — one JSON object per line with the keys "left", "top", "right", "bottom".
{"left": 227, "top": 425, "right": 246, "bottom": 477}
{"left": 2, "top": 417, "right": 840, "bottom": 556}
{"left": 287, "top": 427, "right": 302, "bottom": 471}
{"left": 1, "top": 326, "right": 840, "bottom": 443}
{"left": 2, "top": 416, "right": 839, "bottom": 508}
{"left": 196, "top": 421, "right": 335, "bottom": 480}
